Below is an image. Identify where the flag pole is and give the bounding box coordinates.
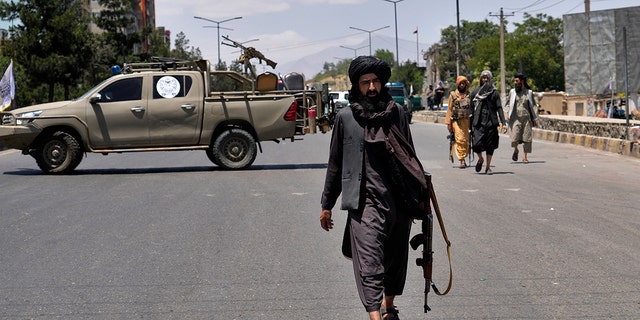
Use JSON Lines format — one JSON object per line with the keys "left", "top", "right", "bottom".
{"left": 414, "top": 27, "right": 419, "bottom": 66}
{"left": 1, "top": 59, "right": 15, "bottom": 111}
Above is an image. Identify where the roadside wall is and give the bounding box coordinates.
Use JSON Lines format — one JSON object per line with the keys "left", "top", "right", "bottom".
{"left": 412, "top": 111, "right": 640, "bottom": 159}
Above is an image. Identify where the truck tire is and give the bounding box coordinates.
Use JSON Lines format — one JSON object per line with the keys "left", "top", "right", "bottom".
{"left": 33, "top": 131, "right": 83, "bottom": 174}
{"left": 208, "top": 128, "right": 257, "bottom": 170}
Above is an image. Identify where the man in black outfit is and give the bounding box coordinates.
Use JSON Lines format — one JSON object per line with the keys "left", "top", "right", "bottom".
{"left": 469, "top": 70, "right": 507, "bottom": 174}
{"left": 320, "top": 56, "right": 426, "bottom": 320}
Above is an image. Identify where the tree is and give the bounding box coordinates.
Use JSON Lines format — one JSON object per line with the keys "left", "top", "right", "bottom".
{"left": 0, "top": 0, "right": 94, "bottom": 102}
{"left": 147, "top": 28, "right": 170, "bottom": 58}
{"left": 395, "top": 60, "right": 424, "bottom": 96}
{"left": 508, "top": 13, "right": 564, "bottom": 91}
{"left": 466, "top": 36, "right": 501, "bottom": 88}
{"left": 95, "top": 0, "right": 140, "bottom": 65}
{"left": 434, "top": 19, "right": 500, "bottom": 88}
{"left": 374, "top": 49, "right": 395, "bottom": 69}
{"left": 170, "top": 32, "right": 202, "bottom": 61}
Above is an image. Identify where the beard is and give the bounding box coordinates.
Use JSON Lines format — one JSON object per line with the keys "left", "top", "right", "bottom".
{"left": 361, "top": 89, "right": 387, "bottom": 111}
{"left": 515, "top": 85, "right": 523, "bottom": 93}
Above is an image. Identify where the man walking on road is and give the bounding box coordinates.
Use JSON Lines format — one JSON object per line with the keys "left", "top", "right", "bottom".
{"left": 505, "top": 73, "right": 538, "bottom": 164}
{"left": 319, "top": 56, "right": 427, "bottom": 320}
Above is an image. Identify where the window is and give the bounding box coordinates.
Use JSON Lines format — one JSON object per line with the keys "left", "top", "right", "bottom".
{"left": 575, "top": 102, "right": 584, "bottom": 116}
{"left": 153, "top": 75, "right": 193, "bottom": 99}
{"left": 98, "top": 77, "right": 142, "bottom": 102}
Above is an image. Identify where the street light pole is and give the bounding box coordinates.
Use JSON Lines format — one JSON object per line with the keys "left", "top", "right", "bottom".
{"left": 194, "top": 16, "right": 242, "bottom": 64}
{"left": 340, "top": 45, "right": 368, "bottom": 58}
{"left": 349, "top": 25, "right": 390, "bottom": 56}
{"left": 383, "top": 0, "right": 403, "bottom": 67}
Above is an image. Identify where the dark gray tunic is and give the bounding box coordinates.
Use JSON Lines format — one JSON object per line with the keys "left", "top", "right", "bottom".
{"left": 321, "top": 104, "right": 413, "bottom": 312}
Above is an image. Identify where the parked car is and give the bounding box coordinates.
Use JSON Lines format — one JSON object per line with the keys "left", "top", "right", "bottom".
{"left": 386, "top": 82, "right": 412, "bottom": 123}
{"left": 329, "top": 91, "right": 349, "bottom": 109}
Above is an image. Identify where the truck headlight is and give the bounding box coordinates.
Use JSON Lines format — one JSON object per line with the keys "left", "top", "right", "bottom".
{"left": 16, "top": 110, "right": 43, "bottom": 125}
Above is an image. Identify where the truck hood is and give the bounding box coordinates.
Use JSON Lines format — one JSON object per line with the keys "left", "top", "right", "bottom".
{"left": 11, "top": 101, "right": 73, "bottom": 114}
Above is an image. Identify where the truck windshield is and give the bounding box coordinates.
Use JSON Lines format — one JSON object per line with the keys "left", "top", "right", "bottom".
{"left": 74, "top": 77, "right": 116, "bottom": 101}
{"left": 388, "top": 88, "right": 405, "bottom": 97}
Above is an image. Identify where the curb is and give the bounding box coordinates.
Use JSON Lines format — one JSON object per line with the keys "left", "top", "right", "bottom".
{"left": 412, "top": 112, "right": 640, "bottom": 159}
{"left": 532, "top": 129, "right": 640, "bottom": 158}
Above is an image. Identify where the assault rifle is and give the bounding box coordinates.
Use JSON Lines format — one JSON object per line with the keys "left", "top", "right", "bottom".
{"left": 410, "top": 172, "right": 453, "bottom": 314}
{"left": 447, "top": 132, "right": 455, "bottom": 163}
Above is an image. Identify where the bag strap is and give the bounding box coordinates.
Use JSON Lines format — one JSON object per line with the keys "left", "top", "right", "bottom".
{"left": 428, "top": 178, "right": 453, "bottom": 296}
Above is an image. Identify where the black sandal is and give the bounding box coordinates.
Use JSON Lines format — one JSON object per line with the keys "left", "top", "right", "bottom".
{"left": 475, "top": 159, "right": 483, "bottom": 173}
{"left": 512, "top": 149, "right": 519, "bottom": 162}
{"left": 381, "top": 306, "right": 400, "bottom": 320}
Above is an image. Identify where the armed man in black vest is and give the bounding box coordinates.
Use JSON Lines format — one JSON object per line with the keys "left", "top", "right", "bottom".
{"left": 320, "top": 56, "right": 427, "bottom": 320}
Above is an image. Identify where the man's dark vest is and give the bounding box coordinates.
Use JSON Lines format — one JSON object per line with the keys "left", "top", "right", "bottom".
{"left": 337, "top": 106, "right": 365, "bottom": 210}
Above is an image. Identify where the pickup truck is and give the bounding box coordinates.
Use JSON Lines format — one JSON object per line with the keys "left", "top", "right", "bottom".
{"left": 0, "top": 59, "right": 303, "bottom": 174}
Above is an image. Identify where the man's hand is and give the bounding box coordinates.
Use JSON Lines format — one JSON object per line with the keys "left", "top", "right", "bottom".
{"left": 320, "top": 209, "right": 333, "bottom": 231}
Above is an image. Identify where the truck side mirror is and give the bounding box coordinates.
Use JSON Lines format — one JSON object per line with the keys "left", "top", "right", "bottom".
{"left": 89, "top": 93, "right": 102, "bottom": 103}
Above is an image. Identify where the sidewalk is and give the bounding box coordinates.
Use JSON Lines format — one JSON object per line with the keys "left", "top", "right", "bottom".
{"left": 412, "top": 111, "right": 640, "bottom": 159}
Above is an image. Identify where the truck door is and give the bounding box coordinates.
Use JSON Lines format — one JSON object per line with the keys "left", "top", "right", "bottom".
{"left": 148, "top": 74, "right": 202, "bottom": 145}
{"left": 86, "top": 76, "right": 149, "bottom": 148}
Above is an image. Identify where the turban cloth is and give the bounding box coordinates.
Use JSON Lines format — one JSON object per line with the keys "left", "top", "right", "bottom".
{"left": 348, "top": 56, "right": 391, "bottom": 85}
{"left": 456, "top": 75, "right": 470, "bottom": 88}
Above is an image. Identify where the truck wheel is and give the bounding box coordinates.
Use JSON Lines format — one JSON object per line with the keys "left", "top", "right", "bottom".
{"left": 208, "top": 129, "right": 257, "bottom": 170}
{"left": 34, "top": 131, "right": 83, "bottom": 174}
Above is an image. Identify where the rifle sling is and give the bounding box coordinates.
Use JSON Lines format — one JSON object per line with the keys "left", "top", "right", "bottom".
{"left": 428, "top": 178, "right": 453, "bottom": 296}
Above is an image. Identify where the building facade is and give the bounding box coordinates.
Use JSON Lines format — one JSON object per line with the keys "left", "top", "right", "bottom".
{"left": 85, "top": 0, "right": 158, "bottom": 53}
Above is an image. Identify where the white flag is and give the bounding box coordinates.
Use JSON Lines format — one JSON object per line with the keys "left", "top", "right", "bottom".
{"left": 0, "top": 59, "right": 15, "bottom": 111}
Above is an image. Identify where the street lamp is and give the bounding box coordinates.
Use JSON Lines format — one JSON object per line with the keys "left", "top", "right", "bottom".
{"left": 194, "top": 16, "right": 242, "bottom": 64}
{"left": 349, "top": 25, "right": 390, "bottom": 56}
{"left": 383, "top": 0, "right": 403, "bottom": 67}
{"left": 340, "top": 45, "right": 368, "bottom": 58}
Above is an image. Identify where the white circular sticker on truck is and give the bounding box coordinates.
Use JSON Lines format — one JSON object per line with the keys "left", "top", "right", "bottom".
{"left": 156, "top": 76, "right": 180, "bottom": 98}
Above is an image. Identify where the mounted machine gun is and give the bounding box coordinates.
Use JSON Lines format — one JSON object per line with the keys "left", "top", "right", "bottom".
{"left": 222, "top": 35, "right": 277, "bottom": 79}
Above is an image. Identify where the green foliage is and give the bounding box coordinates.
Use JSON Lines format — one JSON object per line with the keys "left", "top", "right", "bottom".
{"left": 169, "top": 32, "right": 202, "bottom": 61}
{"left": 1, "top": 0, "right": 94, "bottom": 103}
{"left": 394, "top": 59, "right": 424, "bottom": 96}
{"left": 147, "top": 28, "right": 171, "bottom": 58}
{"left": 433, "top": 13, "right": 564, "bottom": 92}
{"left": 314, "top": 59, "right": 351, "bottom": 82}
{"left": 437, "top": 20, "right": 500, "bottom": 82}
{"left": 95, "top": 0, "right": 140, "bottom": 64}
{"left": 508, "top": 13, "right": 564, "bottom": 91}
{"left": 374, "top": 49, "right": 395, "bottom": 67}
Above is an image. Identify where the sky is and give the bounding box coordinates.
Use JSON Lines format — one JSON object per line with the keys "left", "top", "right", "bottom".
{"left": 153, "top": 0, "right": 634, "bottom": 76}
{"left": 0, "top": 0, "right": 635, "bottom": 77}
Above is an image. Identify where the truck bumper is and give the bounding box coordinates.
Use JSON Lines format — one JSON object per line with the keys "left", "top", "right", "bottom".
{"left": 0, "top": 126, "right": 40, "bottom": 150}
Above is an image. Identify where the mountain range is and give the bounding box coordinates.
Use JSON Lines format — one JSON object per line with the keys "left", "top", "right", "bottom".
{"left": 276, "top": 34, "right": 429, "bottom": 81}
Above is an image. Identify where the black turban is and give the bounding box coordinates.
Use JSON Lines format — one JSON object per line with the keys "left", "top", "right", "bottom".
{"left": 348, "top": 56, "right": 391, "bottom": 85}
{"left": 514, "top": 72, "right": 526, "bottom": 81}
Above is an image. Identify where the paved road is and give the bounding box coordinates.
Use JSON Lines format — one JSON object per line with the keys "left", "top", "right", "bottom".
{"left": 0, "top": 121, "right": 638, "bottom": 319}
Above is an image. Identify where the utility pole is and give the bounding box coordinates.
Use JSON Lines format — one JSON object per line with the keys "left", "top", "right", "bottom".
{"left": 490, "top": 8, "right": 514, "bottom": 104}
{"left": 586, "top": 0, "right": 592, "bottom": 97}
{"left": 456, "top": 0, "right": 461, "bottom": 76}
{"left": 383, "top": 0, "right": 404, "bottom": 68}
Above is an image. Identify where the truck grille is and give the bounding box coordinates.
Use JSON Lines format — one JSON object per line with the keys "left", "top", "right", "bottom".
{"left": 1, "top": 113, "right": 14, "bottom": 125}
